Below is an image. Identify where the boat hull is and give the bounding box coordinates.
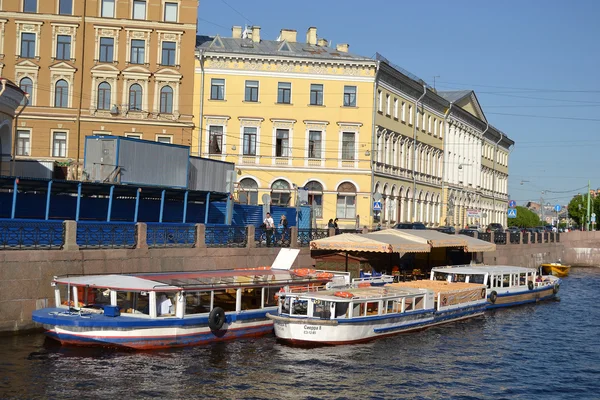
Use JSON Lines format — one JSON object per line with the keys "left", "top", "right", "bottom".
{"left": 33, "top": 308, "right": 275, "bottom": 350}
{"left": 268, "top": 303, "right": 486, "bottom": 345}
{"left": 486, "top": 283, "right": 560, "bottom": 309}
{"left": 541, "top": 264, "right": 570, "bottom": 277}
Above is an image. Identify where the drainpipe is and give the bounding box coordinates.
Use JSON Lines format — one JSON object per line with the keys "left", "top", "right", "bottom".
{"left": 75, "top": 0, "right": 88, "bottom": 179}
{"left": 442, "top": 102, "right": 453, "bottom": 225}
{"left": 492, "top": 131, "right": 503, "bottom": 225}
{"left": 412, "top": 84, "right": 427, "bottom": 222}
{"left": 11, "top": 93, "right": 30, "bottom": 176}
{"left": 198, "top": 50, "right": 205, "bottom": 157}
{"left": 369, "top": 61, "right": 380, "bottom": 227}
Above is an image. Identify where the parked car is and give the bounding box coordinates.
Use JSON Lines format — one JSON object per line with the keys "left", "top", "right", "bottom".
{"left": 458, "top": 228, "right": 478, "bottom": 236}
{"left": 393, "top": 222, "right": 427, "bottom": 230}
{"left": 467, "top": 225, "right": 482, "bottom": 232}
{"left": 505, "top": 227, "right": 520, "bottom": 234}
{"left": 486, "top": 223, "right": 505, "bottom": 233}
{"left": 435, "top": 226, "right": 456, "bottom": 235}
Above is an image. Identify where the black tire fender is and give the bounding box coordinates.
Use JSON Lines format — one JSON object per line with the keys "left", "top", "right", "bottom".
{"left": 208, "top": 307, "right": 226, "bottom": 331}
{"left": 489, "top": 290, "right": 498, "bottom": 304}
{"left": 528, "top": 281, "right": 534, "bottom": 291}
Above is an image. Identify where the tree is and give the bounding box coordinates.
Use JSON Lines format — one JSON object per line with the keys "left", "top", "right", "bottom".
{"left": 507, "top": 206, "right": 540, "bottom": 228}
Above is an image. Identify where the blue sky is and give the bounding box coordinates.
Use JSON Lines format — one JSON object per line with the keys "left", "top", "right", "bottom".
{"left": 197, "top": 0, "right": 599, "bottom": 208}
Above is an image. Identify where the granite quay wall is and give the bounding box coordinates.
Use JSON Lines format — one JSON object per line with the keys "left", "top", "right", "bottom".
{"left": 559, "top": 231, "right": 600, "bottom": 266}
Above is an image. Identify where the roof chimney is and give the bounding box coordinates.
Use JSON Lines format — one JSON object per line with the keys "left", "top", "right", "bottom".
{"left": 306, "top": 27, "right": 317, "bottom": 45}
{"left": 232, "top": 26, "right": 242, "bottom": 39}
{"left": 251, "top": 26, "right": 261, "bottom": 43}
{"left": 317, "top": 38, "right": 328, "bottom": 47}
{"left": 336, "top": 43, "right": 349, "bottom": 53}
{"left": 278, "top": 29, "right": 297, "bottom": 42}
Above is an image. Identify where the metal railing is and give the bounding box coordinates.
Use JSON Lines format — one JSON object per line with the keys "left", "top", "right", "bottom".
{"left": 146, "top": 223, "right": 196, "bottom": 248}
{"left": 478, "top": 232, "right": 492, "bottom": 242}
{"left": 76, "top": 221, "right": 136, "bottom": 249}
{"left": 509, "top": 232, "right": 521, "bottom": 244}
{"left": 0, "top": 219, "right": 64, "bottom": 250}
{"left": 205, "top": 225, "right": 247, "bottom": 248}
{"left": 494, "top": 232, "right": 507, "bottom": 245}
{"left": 523, "top": 233, "right": 529, "bottom": 244}
{"left": 255, "top": 228, "right": 291, "bottom": 248}
{"left": 297, "top": 228, "right": 329, "bottom": 247}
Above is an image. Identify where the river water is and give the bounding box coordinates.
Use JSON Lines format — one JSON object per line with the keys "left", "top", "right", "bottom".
{"left": 1, "top": 268, "right": 599, "bottom": 400}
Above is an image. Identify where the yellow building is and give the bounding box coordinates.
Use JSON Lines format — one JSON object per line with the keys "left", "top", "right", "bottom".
{"left": 194, "top": 26, "right": 377, "bottom": 228}
{"left": 0, "top": 0, "right": 198, "bottom": 178}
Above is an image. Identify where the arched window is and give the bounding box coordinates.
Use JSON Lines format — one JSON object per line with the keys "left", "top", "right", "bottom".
{"left": 97, "top": 82, "right": 111, "bottom": 110}
{"left": 238, "top": 178, "right": 258, "bottom": 205}
{"left": 129, "top": 83, "right": 142, "bottom": 111}
{"left": 19, "top": 77, "right": 33, "bottom": 105}
{"left": 159, "top": 86, "right": 173, "bottom": 114}
{"left": 305, "top": 181, "right": 323, "bottom": 218}
{"left": 271, "top": 179, "right": 291, "bottom": 206}
{"left": 336, "top": 182, "right": 356, "bottom": 219}
{"left": 54, "top": 79, "right": 69, "bottom": 108}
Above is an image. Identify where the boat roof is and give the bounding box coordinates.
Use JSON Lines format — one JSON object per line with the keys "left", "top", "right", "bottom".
{"left": 53, "top": 268, "right": 338, "bottom": 291}
{"left": 292, "top": 285, "right": 428, "bottom": 301}
{"left": 431, "top": 265, "right": 537, "bottom": 275}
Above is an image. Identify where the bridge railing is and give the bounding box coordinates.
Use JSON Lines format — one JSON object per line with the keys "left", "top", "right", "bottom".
{"left": 205, "top": 225, "right": 248, "bottom": 248}
{"left": 146, "top": 223, "right": 196, "bottom": 248}
{"left": 0, "top": 219, "right": 64, "bottom": 250}
{"left": 76, "top": 221, "right": 136, "bottom": 249}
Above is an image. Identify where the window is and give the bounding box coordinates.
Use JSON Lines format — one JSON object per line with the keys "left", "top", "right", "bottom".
{"left": 422, "top": 112, "right": 426, "bottom": 130}
{"left": 428, "top": 116, "right": 431, "bottom": 133}
{"left": 343, "top": 85, "right": 356, "bottom": 107}
{"left": 243, "top": 127, "right": 256, "bottom": 156}
{"left": 305, "top": 181, "right": 323, "bottom": 218}
{"left": 161, "top": 41, "right": 176, "bottom": 66}
{"left": 308, "top": 130, "right": 321, "bottom": 159}
{"left": 133, "top": 0, "right": 146, "bottom": 19}
{"left": 408, "top": 105, "right": 413, "bottom": 125}
{"left": 434, "top": 118, "right": 437, "bottom": 136}
{"left": 275, "top": 129, "right": 289, "bottom": 157}
{"left": 156, "top": 136, "right": 172, "bottom": 144}
{"left": 56, "top": 35, "right": 71, "bottom": 60}
{"left": 210, "top": 78, "right": 224, "bottom": 100}
{"left": 128, "top": 84, "right": 142, "bottom": 111}
{"left": 20, "top": 33, "right": 35, "bottom": 58}
{"left": 101, "top": 0, "right": 115, "bottom": 17}
{"left": 336, "top": 182, "right": 356, "bottom": 219}
{"left": 19, "top": 77, "right": 33, "bottom": 104}
{"left": 278, "top": 82, "right": 291, "bottom": 104}
{"left": 52, "top": 132, "right": 67, "bottom": 158}
{"left": 342, "top": 132, "right": 355, "bottom": 160}
{"left": 401, "top": 102, "right": 406, "bottom": 122}
{"left": 99, "top": 38, "right": 114, "bottom": 62}
{"left": 23, "top": 0, "right": 37, "bottom": 12}
{"left": 245, "top": 80, "right": 259, "bottom": 102}
{"left": 126, "top": 134, "right": 142, "bottom": 139}
{"left": 209, "top": 126, "right": 223, "bottom": 154}
{"left": 130, "top": 39, "right": 145, "bottom": 64}
{"left": 310, "top": 84, "right": 323, "bottom": 105}
{"left": 16, "top": 130, "right": 30, "bottom": 156}
{"left": 54, "top": 80, "right": 69, "bottom": 108}
{"left": 164, "top": 2, "right": 178, "bottom": 22}
{"left": 159, "top": 86, "right": 173, "bottom": 114}
{"left": 394, "top": 98, "right": 398, "bottom": 118}
{"left": 97, "top": 82, "right": 111, "bottom": 110}
{"left": 271, "top": 180, "right": 291, "bottom": 206}
{"left": 386, "top": 94, "right": 391, "bottom": 115}
{"left": 238, "top": 178, "right": 258, "bottom": 205}
{"left": 59, "top": 0, "right": 72, "bottom": 15}
{"left": 377, "top": 90, "right": 382, "bottom": 112}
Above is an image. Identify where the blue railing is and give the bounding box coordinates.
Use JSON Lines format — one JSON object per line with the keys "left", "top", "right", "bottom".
{"left": 297, "top": 228, "right": 329, "bottom": 247}
{"left": 205, "top": 225, "right": 247, "bottom": 248}
{"left": 147, "top": 223, "right": 196, "bottom": 248}
{"left": 0, "top": 219, "right": 63, "bottom": 250}
{"left": 255, "top": 228, "right": 291, "bottom": 248}
{"left": 76, "top": 221, "right": 136, "bottom": 249}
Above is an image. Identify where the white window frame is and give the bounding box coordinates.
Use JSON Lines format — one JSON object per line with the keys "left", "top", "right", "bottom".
{"left": 94, "top": 26, "right": 120, "bottom": 63}
{"left": 99, "top": 0, "right": 115, "bottom": 18}
{"left": 57, "top": 0, "right": 73, "bottom": 15}
{"left": 155, "top": 134, "right": 173, "bottom": 144}
{"left": 393, "top": 98, "right": 398, "bottom": 119}
{"left": 211, "top": 78, "right": 225, "bottom": 100}
{"left": 156, "top": 30, "right": 182, "bottom": 67}
{"left": 271, "top": 120, "right": 295, "bottom": 166}
{"left": 16, "top": 21, "right": 42, "bottom": 60}
{"left": 208, "top": 124, "right": 225, "bottom": 155}
{"left": 51, "top": 23, "right": 78, "bottom": 61}
{"left": 163, "top": 0, "right": 179, "bottom": 22}
{"left": 51, "top": 130, "right": 68, "bottom": 158}
{"left": 125, "top": 28, "right": 151, "bottom": 65}
{"left": 377, "top": 90, "right": 382, "bottom": 112}
{"left": 132, "top": 0, "right": 147, "bottom": 20}
{"left": 433, "top": 118, "right": 437, "bottom": 137}
{"left": 16, "top": 128, "right": 32, "bottom": 156}
{"left": 237, "top": 118, "right": 261, "bottom": 163}
{"left": 22, "top": 0, "right": 38, "bottom": 13}
{"left": 385, "top": 94, "right": 390, "bottom": 116}
{"left": 125, "top": 133, "right": 142, "bottom": 139}
{"left": 408, "top": 105, "right": 413, "bottom": 125}
{"left": 401, "top": 102, "right": 406, "bottom": 122}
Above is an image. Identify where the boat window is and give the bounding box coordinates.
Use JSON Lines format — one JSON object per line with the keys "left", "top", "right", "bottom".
{"left": 212, "top": 290, "right": 237, "bottom": 312}
{"left": 452, "top": 274, "right": 466, "bottom": 283}
{"left": 386, "top": 300, "right": 401, "bottom": 314}
{"left": 264, "top": 287, "right": 280, "bottom": 307}
{"left": 502, "top": 275, "right": 510, "bottom": 288}
{"left": 313, "top": 300, "right": 331, "bottom": 319}
{"left": 365, "top": 301, "right": 379, "bottom": 316}
{"left": 513, "top": 273, "right": 520, "bottom": 287}
{"left": 469, "top": 274, "right": 485, "bottom": 284}
{"left": 352, "top": 302, "right": 361, "bottom": 318}
{"left": 334, "top": 302, "right": 349, "bottom": 318}
{"left": 519, "top": 273, "right": 526, "bottom": 286}
{"left": 291, "top": 298, "right": 308, "bottom": 316}
{"left": 185, "top": 291, "right": 211, "bottom": 314}
{"left": 433, "top": 272, "right": 448, "bottom": 281}
{"left": 404, "top": 298, "right": 414, "bottom": 311}
{"left": 414, "top": 296, "right": 424, "bottom": 310}
{"left": 117, "top": 291, "right": 150, "bottom": 315}
{"left": 240, "top": 288, "right": 262, "bottom": 311}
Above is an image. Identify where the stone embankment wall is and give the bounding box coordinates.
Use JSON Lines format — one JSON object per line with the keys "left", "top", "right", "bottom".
{"left": 560, "top": 231, "right": 600, "bottom": 266}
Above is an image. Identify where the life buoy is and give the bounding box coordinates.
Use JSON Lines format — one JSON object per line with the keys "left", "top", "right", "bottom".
{"left": 528, "top": 281, "right": 534, "bottom": 291}
{"left": 334, "top": 291, "right": 354, "bottom": 299}
{"left": 208, "top": 307, "right": 226, "bottom": 331}
{"left": 357, "top": 282, "right": 371, "bottom": 288}
{"left": 553, "top": 283, "right": 559, "bottom": 294}
{"left": 293, "top": 268, "right": 315, "bottom": 277}
{"left": 274, "top": 287, "right": 285, "bottom": 300}
{"left": 62, "top": 300, "right": 84, "bottom": 308}
{"left": 489, "top": 291, "right": 498, "bottom": 304}
{"left": 481, "top": 288, "right": 486, "bottom": 299}
{"left": 315, "top": 272, "right": 334, "bottom": 279}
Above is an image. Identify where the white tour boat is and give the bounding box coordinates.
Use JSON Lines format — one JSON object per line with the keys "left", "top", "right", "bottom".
{"left": 32, "top": 250, "right": 350, "bottom": 349}
{"left": 430, "top": 265, "right": 561, "bottom": 309}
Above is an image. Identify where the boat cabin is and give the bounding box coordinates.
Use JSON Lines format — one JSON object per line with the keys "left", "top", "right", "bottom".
{"left": 430, "top": 265, "right": 539, "bottom": 291}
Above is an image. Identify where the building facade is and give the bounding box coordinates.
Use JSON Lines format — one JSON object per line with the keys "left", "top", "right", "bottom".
{"left": 0, "top": 0, "right": 197, "bottom": 178}
{"left": 0, "top": 78, "right": 26, "bottom": 175}
{"left": 194, "top": 26, "right": 377, "bottom": 228}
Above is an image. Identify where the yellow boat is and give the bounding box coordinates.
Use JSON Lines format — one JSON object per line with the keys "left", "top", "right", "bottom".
{"left": 541, "top": 262, "right": 571, "bottom": 277}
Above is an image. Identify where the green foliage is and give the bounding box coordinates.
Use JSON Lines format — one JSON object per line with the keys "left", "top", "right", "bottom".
{"left": 506, "top": 206, "right": 540, "bottom": 228}
{"left": 568, "top": 194, "right": 600, "bottom": 229}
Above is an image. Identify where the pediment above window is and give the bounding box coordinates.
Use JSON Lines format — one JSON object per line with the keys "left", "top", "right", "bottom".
{"left": 49, "top": 61, "right": 77, "bottom": 72}
{"left": 122, "top": 65, "right": 151, "bottom": 77}
{"left": 15, "top": 60, "right": 40, "bottom": 71}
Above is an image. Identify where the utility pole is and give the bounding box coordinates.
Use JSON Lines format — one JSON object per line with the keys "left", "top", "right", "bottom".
{"left": 587, "top": 180, "right": 591, "bottom": 231}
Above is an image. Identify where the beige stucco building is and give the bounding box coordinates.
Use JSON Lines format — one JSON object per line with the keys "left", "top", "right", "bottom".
{"left": 0, "top": 0, "right": 198, "bottom": 178}
{"left": 0, "top": 78, "right": 26, "bottom": 175}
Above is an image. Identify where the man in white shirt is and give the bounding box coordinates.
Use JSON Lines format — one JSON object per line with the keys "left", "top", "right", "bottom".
{"left": 263, "top": 212, "right": 274, "bottom": 247}
{"left": 157, "top": 294, "right": 173, "bottom": 316}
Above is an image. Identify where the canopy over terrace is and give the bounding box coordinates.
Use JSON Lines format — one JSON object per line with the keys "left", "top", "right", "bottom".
{"left": 309, "top": 229, "right": 430, "bottom": 254}
{"left": 391, "top": 229, "right": 496, "bottom": 252}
